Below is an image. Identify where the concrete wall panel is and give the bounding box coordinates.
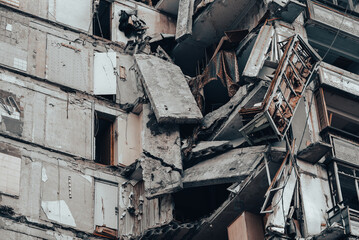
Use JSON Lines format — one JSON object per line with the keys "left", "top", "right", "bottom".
{"left": 0, "top": 71, "right": 92, "bottom": 158}
{"left": 41, "top": 162, "right": 94, "bottom": 231}
{"left": 51, "top": 0, "right": 92, "bottom": 31}
{"left": 0, "top": 151, "right": 21, "bottom": 196}
{"left": 46, "top": 34, "right": 90, "bottom": 92}
{"left": 44, "top": 96, "right": 92, "bottom": 159}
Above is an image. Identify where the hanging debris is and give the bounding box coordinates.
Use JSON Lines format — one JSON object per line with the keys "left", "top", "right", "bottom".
{"left": 119, "top": 10, "right": 148, "bottom": 38}
{"left": 239, "top": 34, "right": 321, "bottom": 144}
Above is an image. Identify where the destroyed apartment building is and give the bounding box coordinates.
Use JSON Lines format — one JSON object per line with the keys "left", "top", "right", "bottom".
{"left": 0, "top": 0, "right": 359, "bottom": 239}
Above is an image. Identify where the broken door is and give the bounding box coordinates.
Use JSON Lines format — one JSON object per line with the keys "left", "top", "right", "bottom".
{"left": 94, "top": 180, "right": 118, "bottom": 231}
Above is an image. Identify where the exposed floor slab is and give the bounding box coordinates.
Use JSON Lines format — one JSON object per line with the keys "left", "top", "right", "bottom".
{"left": 183, "top": 145, "right": 267, "bottom": 188}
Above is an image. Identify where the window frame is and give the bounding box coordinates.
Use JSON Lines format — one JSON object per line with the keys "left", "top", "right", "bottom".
{"left": 329, "top": 161, "right": 359, "bottom": 212}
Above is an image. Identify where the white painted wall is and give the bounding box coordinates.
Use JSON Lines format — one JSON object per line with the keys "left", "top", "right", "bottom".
{"left": 94, "top": 180, "right": 118, "bottom": 230}
{"left": 93, "top": 52, "right": 117, "bottom": 95}
{"left": 48, "top": 0, "right": 92, "bottom": 31}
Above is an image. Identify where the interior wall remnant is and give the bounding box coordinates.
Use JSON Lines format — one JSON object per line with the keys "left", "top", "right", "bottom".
{"left": 112, "top": 1, "right": 176, "bottom": 44}
{"left": 141, "top": 157, "right": 182, "bottom": 199}
{"left": 139, "top": 104, "right": 183, "bottom": 199}
{"left": 227, "top": 211, "right": 264, "bottom": 240}
{"left": 141, "top": 104, "right": 182, "bottom": 171}
{"left": 119, "top": 181, "right": 174, "bottom": 237}
{"left": 117, "top": 53, "right": 145, "bottom": 108}
{"left": 115, "top": 112, "right": 142, "bottom": 166}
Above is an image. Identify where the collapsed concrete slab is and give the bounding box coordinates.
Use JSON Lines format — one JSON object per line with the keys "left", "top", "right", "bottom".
{"left": 190, "top": 141, "right": 232, "bottom": 159}
{"left": 210, "top": 81, "right": 268, "bottom": 141}
{"left": 182, "top": 145, "right": 267, "bottom": 188}
{"left": 297, "top": 141, "right": 332, "bottom": 164}
{"left": 141, "top": 157, "right": 182, "bottom": 199}
{"left": 142, "top": 104, "right": 182, "bottom": 171}
{"left": 134, "top": 54, "right": 202, "bottom": 124}
{"left": 140, "top": 104, "right": 183, "bottom": 198}
{"left": 198, "top": 85, "right": 247, "bottom": 139}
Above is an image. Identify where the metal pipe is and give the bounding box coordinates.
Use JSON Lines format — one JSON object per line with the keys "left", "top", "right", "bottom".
{"left": 334, "top": 162, "right": 343, "bottom": 203}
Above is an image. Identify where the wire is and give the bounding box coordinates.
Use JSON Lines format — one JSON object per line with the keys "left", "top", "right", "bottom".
{"left": 96, "top": 12, "right": 104, "bottom": 39}
{"left": 297, "top": 4, "right": 349, "bottom": 151}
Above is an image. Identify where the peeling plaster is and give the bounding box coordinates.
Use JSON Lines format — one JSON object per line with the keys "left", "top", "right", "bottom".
{"left": 80, "top": 174, "right": 92, "bottom": 183}
{"left": 42, "top": 167, "right": 48, "bottom": 182}
{"left": 41, "top": 200, "right": 76, "bottom": 227}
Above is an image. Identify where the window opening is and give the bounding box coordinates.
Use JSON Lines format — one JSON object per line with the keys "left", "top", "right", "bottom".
{"left": 315, "top": 88, "right": 359, "bottom": 138}
{"left": 93, "top": 0, "right": 112, "bottom": 40}
{"left": 94, "top": 111, "right": 115, "bottom": 165}
{"left": 329, "top": 162, "right": 359, "bottom": 211}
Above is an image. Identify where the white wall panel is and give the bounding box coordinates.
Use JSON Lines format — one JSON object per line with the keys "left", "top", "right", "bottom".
{"left": 0, "top": 152, "right": 21, "bottom": 196}
{"left": 95, "top": 180, "right": 118, "bottom": 230}
{"left": 93, "top": 52, "right": 117, "bottom": 95}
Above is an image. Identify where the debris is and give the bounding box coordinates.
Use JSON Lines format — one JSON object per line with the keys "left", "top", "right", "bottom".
{"left": 119, "top": 10, "right": 147, "bottom": 38}
{"left": 183, "top": 145, "right": 266, "bottom": 188}
{"left": 297, "top": 141, "right": 332, "bottom": 164}
{"left": 134, "top": 54, "right": 202, "bottom": 123}
{"left": 94, "top": 225, "right": 118, "bottom": 239}
{"left": 175, "top": 0, "right": 194, "bottom": 42}
{"left": 239, "top": 35, "right": 321, "bottom": 144}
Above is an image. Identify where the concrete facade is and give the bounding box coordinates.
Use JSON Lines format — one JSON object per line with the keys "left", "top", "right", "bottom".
{"left": 0, "top": 0, "right": 358, "bottom": 240}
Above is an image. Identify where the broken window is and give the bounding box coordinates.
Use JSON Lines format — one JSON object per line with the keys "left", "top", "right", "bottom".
{"left": 328, "top": 162, "right": 359, "bottom": 213}
{"left": 94, "top": 111, "right": 115, "bottom": 165}
{"left": 315, "top": 88, "right": 359, "bottom": 138}
{"left": 93, "top": 0, "right": 112, "bottom": 40}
